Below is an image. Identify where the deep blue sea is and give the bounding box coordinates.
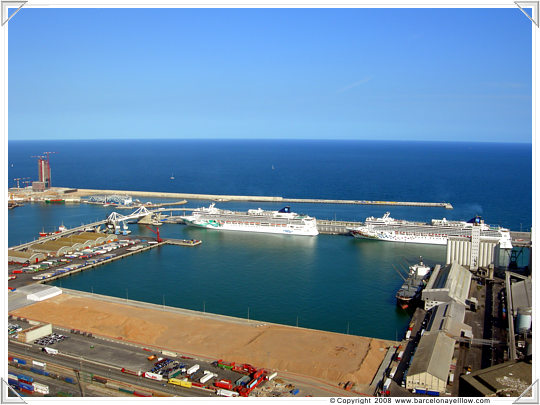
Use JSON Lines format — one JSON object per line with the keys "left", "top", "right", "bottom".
{"left": 7, "top": 140, "right": 532, "bottom": 340}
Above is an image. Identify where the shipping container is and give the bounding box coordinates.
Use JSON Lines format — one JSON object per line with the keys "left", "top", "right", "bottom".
{"left": 215, "top": 380, "right": 233, "bottom": 390}
{"left": 247, "top": 378, "right": 260, "bottom": 390}
{"left": 144, "top": 372, "right": 163, "bottom": 381}
{"left": 266, "top": 372, "right": 278, "bottom": 381}
{"left": 32, "top": 382, "right": 49, "bottom": 394}
{"left": 168, "top": 378, "right": 183, "bottom": 386}
{"left": 12, "top": 356, "right": 27, "bottom": 363}
{"left": 64, "top": 377, "right": 75, "bottom": 384}
{"left": 427, "top": 390, "right": 440, "bottom": 396}
{"left": 253, "top": 369, "right": 264, "bottom": 380}
{"left": 8, "top": 373, "right": 17, "bottom": 380}
{"left": 217, "top": 389, "right": 239, "bottom": 397}
{"left": 119, "top": 387, "right": 134, "bottom": 394}
{"left": 186, "top": 365, "right": 200, "bottom": 375}
{"left": 121, "top": 368, "right": 141, "bottom": 376}
{"left": 290, "top": 389, "right": 299, "bottom": 395}
{"left": 8, "top": 379, "right": 19, "bottom": 387}
{"left": 169, "top": 369, "right": 182, "bottom": 378}
{"left": 217, "top": 360, "right": 235, "bottom": 370}
{"left": 19, "top": 381, "right": 34, "bottom": 391}
{"left": 200, "top": 373, "right": 214, "bottom": 384}
{"left": 180, "top": 380, "right": 192, "bottom": 388}
{"left": 32, "top": 360, "right": 46, "bottom": 368}
{"left": 415, "top": 389, "right": 427, "bottom": 395}
{"left": 18, "top": 374, "right": 33, "bottom": 383}
{"left": 235, "top": 375, "right": 250, "bottom": 386}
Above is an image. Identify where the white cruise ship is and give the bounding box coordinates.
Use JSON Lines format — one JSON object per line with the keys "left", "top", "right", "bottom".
{"left": 347, "top": 212, "right": 512, "bottom": 249}
{"left": 180, "top": 204, "right": 319, "bottom": 236}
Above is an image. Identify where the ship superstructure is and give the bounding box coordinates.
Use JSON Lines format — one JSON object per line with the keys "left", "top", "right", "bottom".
{"left": 181, "top": 204, "right": 319, "bottom": 236}
{"left": 395, "top": 257, "right": 431, "bottom": 309}
{"left": 348, "top": 212, "right": 512, "bottom": 249}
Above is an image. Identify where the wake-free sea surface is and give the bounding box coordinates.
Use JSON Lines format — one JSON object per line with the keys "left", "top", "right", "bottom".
{"left": 7, "top": 140, "right": 532, "bottom": 340}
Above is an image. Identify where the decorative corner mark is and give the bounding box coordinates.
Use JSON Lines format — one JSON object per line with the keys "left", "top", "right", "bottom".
{"left": 514, "top": 379, "right": 539, "bottom": 404}
{"left": 515, "top": 1, "right": 540, "bottom": 27}
{"left": 0, "top": 378, "right": 26, "bottom": 404}
{"left": 1, "top": 1, "right": 26, "bottom": 26}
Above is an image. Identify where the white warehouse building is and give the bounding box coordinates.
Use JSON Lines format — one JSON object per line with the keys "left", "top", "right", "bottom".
{"left": 422, "top": 263, "right": 472, "bottom": 311}
{"left": 27, "top": 286, "right": 62, "bottom": 302}
{"left": 406, "top": 331, "right": 456, "bottom": 394}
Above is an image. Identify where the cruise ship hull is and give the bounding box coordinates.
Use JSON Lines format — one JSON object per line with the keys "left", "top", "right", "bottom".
{"left": 181, "top": 204, "right": 319, "bottom": 236}
{"left": 348, "top": 212, "right": 513, "bottom": 249}
{"left": 349, "top": 230, "right": 447, "bottom": 245}
{"left": 183, "top": 218, "right": 318, "bottom": 236}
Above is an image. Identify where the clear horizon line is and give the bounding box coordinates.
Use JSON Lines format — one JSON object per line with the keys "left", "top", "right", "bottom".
{"left": 7, "top": 137, "right": 532, "bottom": 145}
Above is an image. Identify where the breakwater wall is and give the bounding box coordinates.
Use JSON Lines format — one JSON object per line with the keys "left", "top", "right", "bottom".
{"left": 70, "top": 188, "right": 453, "bottom": 209}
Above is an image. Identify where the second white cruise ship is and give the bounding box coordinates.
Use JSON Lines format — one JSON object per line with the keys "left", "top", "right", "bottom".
{"left": 180, "top": 204, "right": 319, "bottom": 236}
{"left": 347, "top": 212, "right": 512, "bottom": 249}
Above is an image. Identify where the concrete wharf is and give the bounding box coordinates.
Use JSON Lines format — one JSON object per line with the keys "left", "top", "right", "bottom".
{"left": 35, "top": 242, "right": 167, "bottom": 284}
{"left": 12, "top": 238, "right": 200, "bottom": 288}
{"left": 72, "top": 188, "right": 453, "bottom": 209}
{"left": 165, "top": 238, "right": 202, "bottom": 247}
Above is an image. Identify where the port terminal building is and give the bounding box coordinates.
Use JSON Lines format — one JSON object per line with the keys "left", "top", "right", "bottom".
{"left": 422, "top": 263, "right": 472, "bottom": 311}
{"left": 406, "top": 263, "right": 474, "bottom": 395}
{"left": 29, "top": 232, "right": 115, "bottom": 257}
{"left": 8, "top": 249, "right": 46, "bottom": 264}
{"left": 405, "top": 331, "right": 456, "bottom": 395}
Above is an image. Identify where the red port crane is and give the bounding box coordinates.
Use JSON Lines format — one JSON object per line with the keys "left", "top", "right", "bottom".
{"left": 145, "top": 226, "right": 162, "bottom": 243}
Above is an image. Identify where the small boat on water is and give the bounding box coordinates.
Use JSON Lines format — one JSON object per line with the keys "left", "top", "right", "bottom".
{"left": 39, "top": 224, "right": 68, "bottom": 238}
{"left": 395, "top": 257, "right": 431, "bottom": 309}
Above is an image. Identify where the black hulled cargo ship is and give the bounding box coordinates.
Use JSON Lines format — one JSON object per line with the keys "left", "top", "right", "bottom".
{"left": 396, "top": 257, "right": 431, "bottom": 309}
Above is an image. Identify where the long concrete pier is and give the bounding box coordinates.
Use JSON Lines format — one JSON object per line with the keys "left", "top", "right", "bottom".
{"left": 68, "top": 188, "right": 453, "bottom": 209}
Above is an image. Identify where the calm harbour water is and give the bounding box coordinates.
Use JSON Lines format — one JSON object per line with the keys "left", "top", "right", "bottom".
{"left": 7, "top": 140, "right": 532, "bottom": 340}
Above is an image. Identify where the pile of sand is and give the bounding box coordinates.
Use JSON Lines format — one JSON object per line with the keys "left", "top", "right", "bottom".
{"left": 10, "top": 293, "right": 392, "bottom": 387}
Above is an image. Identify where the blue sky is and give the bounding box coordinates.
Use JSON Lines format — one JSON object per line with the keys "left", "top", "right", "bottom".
{"left": 8, "top": 8, "right": 533, "bottom": 142}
